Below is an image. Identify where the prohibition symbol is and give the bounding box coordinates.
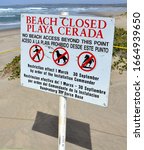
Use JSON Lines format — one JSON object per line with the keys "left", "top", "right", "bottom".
{"left": 78, "top": 52, "right": 96, "bottom": 72}
{"left": 52, "top": 47, "right": 69, "bottom": 66}
{"left": 29, "top": 44, "right": 44, "bottom": 62}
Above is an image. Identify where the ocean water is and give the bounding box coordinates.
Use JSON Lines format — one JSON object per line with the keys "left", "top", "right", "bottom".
{"left": 0, "top": 3, "right": 127, "bottom": 30}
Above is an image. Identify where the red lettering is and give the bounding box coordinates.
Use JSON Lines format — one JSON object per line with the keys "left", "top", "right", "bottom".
{"left": 58, "top": 27, "right": 64, "bottom": 35}
{"left": 37, "top": 17, "right": 43, "bottom": 24}
{"left": 80, "top": 28, "right": 86, "bottom": 37}
{"left": 84, "top": 19, "right": 90, "bottom": 28}
{"left": 49, "top": 17, "right": 58, "bottom": 26}
{"left": 62, "top": 18, "right": 69, "bottom": 26}
{"left": 38, "top": 25, "right": 43, "bottom": 33}
{"left": 72, "top": 28, "right": 78, "bottom": 36}
{"left": 26, "top": 16, "right": 31, "bottom": 24}
{"left": 48, "top": 26, "right": 54, "bottom": 34}
{"left": 97, "top": 30, "right": 103, "bottom": 38}
{"left": 91, "top": 20, "right": 97, "bottom": 28}
{"left": 69, "top": 18, "right": 75, "bottom": 27}
{"left": 88, "top": 29, "right": 96, "bottom": 38}
{"left": 43, "top": 17, "right": 49, "bottom": 25}
{"left": 27, "top": 24, "right": 32, "bottom": 32}
{"left": 26, "top": 16, "right": 57, "bottom": 26}
{"left": 31, "top": 25, "right": 35, "bottom": 32}
{"left": 57, "top": 26, "right": 103, "bottom": 39}
{"left": 98, "top": 20, "right": 107, "bottom": 29}
{"left": 60, "top": 17, "right": 107, "bottom": 30}
{"left": 32, "top": 16, "right": 36, "bottom": 24}
{"left": 65, "top": 27, "right": 71, "bottom": 35}
{"left": 76, "top": 19, "right": 84, "bottom": 28}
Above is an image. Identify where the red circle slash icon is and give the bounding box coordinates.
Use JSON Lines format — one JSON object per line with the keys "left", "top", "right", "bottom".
{"left": 29, "top": 44, "right": 44, "bottom": 62}
{"left": 52, "top": 47, "right": 69, "bottom": 66}
{"left": 78, "top": 52, "right": 96, "bottom": 72}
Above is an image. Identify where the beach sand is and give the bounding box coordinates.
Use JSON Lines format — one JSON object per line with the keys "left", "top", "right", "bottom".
{"left": 115, "top": 13, "right": 127, "bottom": 30}
{"left": 80, "top": 11, "right": 127, "bottom": 30}
{"left": 0, "top": 29, "right": 20, "bottom": 70}
{"left": 0, "top": 13, "right": 127, "bottom": 150}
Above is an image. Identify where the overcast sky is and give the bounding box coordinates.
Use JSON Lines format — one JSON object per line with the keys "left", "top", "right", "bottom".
{"left": 0, "top": 0, "right": 127, "bottom": 6}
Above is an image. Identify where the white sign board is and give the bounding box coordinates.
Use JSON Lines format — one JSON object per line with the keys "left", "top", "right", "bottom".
{"left": 21, "top": 13, "right": 115, "bottom": 107}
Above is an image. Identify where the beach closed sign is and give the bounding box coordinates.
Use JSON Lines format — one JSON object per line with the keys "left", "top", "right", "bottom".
{"left": 21, "top": 13, "right": 115, "bottom": 107}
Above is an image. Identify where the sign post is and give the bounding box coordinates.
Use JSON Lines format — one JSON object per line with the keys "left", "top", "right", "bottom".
{"left": 58, "top": 95, "right": 67, "bottom": 150}
{"left": 58, "top": 12, "right": 69, "bottom": 150}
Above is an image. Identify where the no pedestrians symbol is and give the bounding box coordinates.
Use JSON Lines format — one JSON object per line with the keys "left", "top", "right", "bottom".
{"left": 52, "top": 47, "right": 69, "bottom": 66}
{"left": 78, "top": 52, "right": 96, "bottom": 72}
{"left": 29, "top": 44, "right": 44, "bottom": 62}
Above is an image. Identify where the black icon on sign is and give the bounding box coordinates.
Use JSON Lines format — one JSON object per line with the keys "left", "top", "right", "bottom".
{"left": 33, "top": 46, "right": 41, "bottom": 61}
{"left": 55, "top": 50, "right": 68, "bottom": 64}
{"left": 78, "top": 52, "right": 96, "bottom": 72}
{"left": 52, "top": 47, "right": 69, "bottom": 66}
{"left": 82, "top": 54, "right": 94, "bottom": 68}
{"left": 29, "top": 44, "right": 44, "bottom": 62}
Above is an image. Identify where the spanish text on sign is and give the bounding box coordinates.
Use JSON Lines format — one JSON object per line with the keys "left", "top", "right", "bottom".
{"left": 21, "top": 14, "right": 115, "bottom": 107}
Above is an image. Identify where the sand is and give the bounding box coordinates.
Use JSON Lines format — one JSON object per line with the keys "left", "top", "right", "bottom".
{"left": 80, "top": 11, "right": 127, "bottom": 30}
{"left": 0, "top": 29, "right": 20, "bottom": 70}
{"left": 0, "top": 13, "right": 127, "bottom": 150}
{"left": 115, "top": 13, "right": 127, "bottom": 30}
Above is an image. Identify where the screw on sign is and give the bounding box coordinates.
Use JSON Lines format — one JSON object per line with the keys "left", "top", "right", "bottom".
{"left": 29, "top": 44, "right": 44, "bottom": 62}
{"left": 52, "top": 47, "right": 69, "bottom": 66}
{"left": 78, "top": 52, "right": 96, "bottom": 72}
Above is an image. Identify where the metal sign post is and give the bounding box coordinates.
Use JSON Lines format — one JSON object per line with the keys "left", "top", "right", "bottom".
{"left": 58, "top": 12, "right": 69, "bottom": 150}
{"left": 58, "top": 96, "right": 67, "bottom": 150}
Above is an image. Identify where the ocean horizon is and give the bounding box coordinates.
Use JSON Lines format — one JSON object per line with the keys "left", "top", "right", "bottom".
{"left": 0, "top": 3, "right": 127, "bottom": 30}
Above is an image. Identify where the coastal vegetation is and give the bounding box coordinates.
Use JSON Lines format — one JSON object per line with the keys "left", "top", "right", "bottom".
{"left": 0, "top": 27, "right": 127, "bottom": 80}
{"left": 112, "top": 27, "right": 127, "bottom": 73}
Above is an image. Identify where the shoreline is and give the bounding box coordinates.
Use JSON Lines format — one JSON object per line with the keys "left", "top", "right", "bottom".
{"left": 0, "top": 27, "right": 20, "bottom": 32}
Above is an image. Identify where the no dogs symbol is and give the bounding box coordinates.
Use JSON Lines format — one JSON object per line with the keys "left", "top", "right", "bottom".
{"left": 52, "top": 47, "right": 69, "bottom": 66}
{"left": 29, "top": 44, "right": 44, "bottom": 62}
{"left": 78, "top": 52, "right": 96, "bottom": 72}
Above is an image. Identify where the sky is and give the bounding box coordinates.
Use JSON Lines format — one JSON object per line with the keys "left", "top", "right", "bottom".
{"left": 0, "top": 0, "right": 127, "bottom": 6}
